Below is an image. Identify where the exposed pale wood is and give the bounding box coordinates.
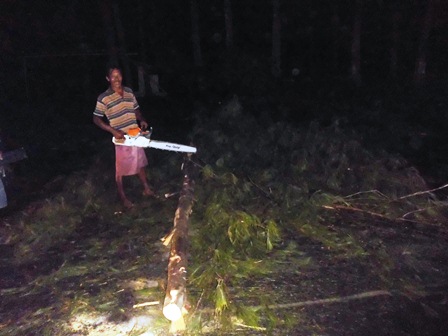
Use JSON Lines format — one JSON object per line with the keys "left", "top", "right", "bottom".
{"left": 199, "top": 290, "right": 392, "bottom": 315}
{"left": 169, "top": 317, "right": 186, "bottom": 333}
{"left": 163, "top": 157, "right": 196, "bottom": 330}
{"left": 261, "top": 290, "right": 391, "bottom": 310}
{"left": 132, "top": 301, "right": 160, "bottom": 308}
{"left": 398, "top": 183, "right": 448, "bottom": 200}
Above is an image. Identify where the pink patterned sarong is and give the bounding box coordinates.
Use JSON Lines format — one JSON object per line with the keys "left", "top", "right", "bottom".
{"left": 115, "top": 145, "right": 148, "bottom": 176}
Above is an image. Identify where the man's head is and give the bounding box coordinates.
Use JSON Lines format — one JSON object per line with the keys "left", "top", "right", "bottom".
{"left": 106, "top": 66, "right": 123, "bottom": 91}
{"left": 106, "top": 64, "right": 122, "bottom": 78}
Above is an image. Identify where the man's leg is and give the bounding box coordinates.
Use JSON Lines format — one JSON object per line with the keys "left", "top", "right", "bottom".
{"left": 138, "top": 167, "right": 154, "bottom": 196}
{"left": 116, "top": 174, "right": 133, "bottom": 208}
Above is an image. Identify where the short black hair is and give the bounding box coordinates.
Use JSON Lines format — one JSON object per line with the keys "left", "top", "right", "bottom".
{"left": 106, "top": 64, "right": 122, "bottom": 77}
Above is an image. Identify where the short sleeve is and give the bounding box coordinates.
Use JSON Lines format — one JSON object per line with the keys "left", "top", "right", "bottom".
{"left": 94, "top": 99, "right": 106, "bottom": 117}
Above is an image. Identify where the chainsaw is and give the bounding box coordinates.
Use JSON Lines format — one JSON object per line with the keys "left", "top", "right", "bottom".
{"left": 112, "top": 127, "right": 197, "bottom": 154}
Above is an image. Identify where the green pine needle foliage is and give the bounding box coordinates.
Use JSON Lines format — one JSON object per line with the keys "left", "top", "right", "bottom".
{"left": 1, "top": 95, "right": 447, "bottom": 335}
{"left": 187, "top": 95, "right": 448, "bottom": 331}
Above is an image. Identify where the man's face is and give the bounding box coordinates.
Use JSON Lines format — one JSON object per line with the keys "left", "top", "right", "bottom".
{"left": 107, "top": 69, "right": 123, "bottom": 90}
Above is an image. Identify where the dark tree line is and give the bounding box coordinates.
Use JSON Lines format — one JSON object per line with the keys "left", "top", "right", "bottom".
{"left": 1, "top": 0, "right": 447, "bottom": 100}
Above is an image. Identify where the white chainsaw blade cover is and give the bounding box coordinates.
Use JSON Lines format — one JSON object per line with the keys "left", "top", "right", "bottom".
{"left": 113, "top": 135, "right": 197, "bottom": 153}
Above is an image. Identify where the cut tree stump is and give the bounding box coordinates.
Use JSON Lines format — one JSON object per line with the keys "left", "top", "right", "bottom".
{"left": 163, "top": 156, "right": 196, "bottom": 331}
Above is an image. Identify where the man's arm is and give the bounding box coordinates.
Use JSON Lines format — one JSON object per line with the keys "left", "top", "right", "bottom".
{"left": 93, "top": 115, "right": 125, "bottom": 139}
{"left": 135, "top": 109, "right": 148, "bottom": 130}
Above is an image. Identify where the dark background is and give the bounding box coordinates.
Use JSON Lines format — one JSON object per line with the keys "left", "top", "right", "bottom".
{"left": 1, "top": 0, "right": 448, "bottom": 188}
{"left": 1, "top": 0, "right": 447, "bottom": 99}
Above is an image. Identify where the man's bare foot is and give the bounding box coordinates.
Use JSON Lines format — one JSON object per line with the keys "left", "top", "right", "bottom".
{"left": 123, "top": 199, "right": 134, "bottom": 209}
{"left": 143, "top": 188, "right": 155, "bottom": 197}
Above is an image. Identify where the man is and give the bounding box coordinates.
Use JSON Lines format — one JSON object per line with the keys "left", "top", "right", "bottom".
{"left": 93, "top": 66, "right": 153, "bottom": 208}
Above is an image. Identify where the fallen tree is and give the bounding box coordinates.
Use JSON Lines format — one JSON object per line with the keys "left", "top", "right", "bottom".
{"left": 163, "top": 156, "right": 196, "bottom": 332}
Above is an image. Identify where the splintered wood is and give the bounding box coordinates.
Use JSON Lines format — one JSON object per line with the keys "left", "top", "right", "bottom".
{"left": 163, "top": 158, "right": 196, "bottom": 331}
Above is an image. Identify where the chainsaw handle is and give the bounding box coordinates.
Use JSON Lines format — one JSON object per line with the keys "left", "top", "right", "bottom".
{"left": 143, "top": 127, "right": 153, "bottom": 139}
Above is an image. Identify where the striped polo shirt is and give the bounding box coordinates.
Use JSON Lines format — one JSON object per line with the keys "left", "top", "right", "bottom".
{"left": 94, "top": 87, "right": 139, "bottom": 132}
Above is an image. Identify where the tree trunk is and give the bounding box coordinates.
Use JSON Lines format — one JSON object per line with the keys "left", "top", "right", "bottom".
{"left": 351, "top": 0, "right": 362, "bottom": 86}
{"left": 331, "top": 4, "right": 341, "bottom": 75}
{"left": 99, "top": 0, "right": 119, "bottom": 66}
{"left": 134, "top": 66, "right": 145, "bottom": 97}
{"left": 414, "top": 0, "right": 434, "bottom": 86}
{"left": 190, "top": 0, "right": 203, "bottom": 67}
{"left": 163, "top": 157, "right": 196, "bottom": 331}
{"left": 148, "top": 0, "right": 159, "bottom": 67}
{"left": 389, "top": 6, "right": 400, "bottom": 79}
{"left": 137, "top": 0, "right": 147, "bottom": 64}
{"left": 112, "top": 3, "right": 133, "bottom": 88}
{"left": 224, "top": 0, "right": 234, "bottom": 50}
{"left": 140, "top": 0, "right": 159, "bottom": 68}
{"left": 271, "top": 0, "right": 282, "bottom": 77}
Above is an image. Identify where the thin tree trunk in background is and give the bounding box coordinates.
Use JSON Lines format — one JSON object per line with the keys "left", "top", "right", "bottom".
{"left": 224, "top": 0, "right": 234, "bottom": 50}
{"left": 271, "top": 0, "right": 281, "bottom": 77}
{"left": 112, "top": 3, "right": 133, "bottom": 88}
{"left": 99, "top": 0, "right": 119, "bottom": 66}
{"left": 163, "top": 157, "right": 196, "bottom": 332}
{"left": 148, "top": 0, "right": 158, "bottom": 67}
{"left": 137, "top": 0, "right": 147, "bottom": 64}
{"left": 190, "top": 0, "right": 205, "bottom": 91}
{"left": 331, "top": 4, "right": 340, "bottom": 75}
{"left": 190, "top": 0, "right": 203, "bottom": 67}
{"left": 414, "top": 0, "right": 434, "bottom": 85}
{"left": 351, "top": 0, "right": 362, "bottom": 86}
{"left": 389, "top": 7, "right": 400, "bottom": 79}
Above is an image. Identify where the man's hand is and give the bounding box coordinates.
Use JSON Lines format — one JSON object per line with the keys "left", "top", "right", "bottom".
{"left": 140, "top": 120, "right": 148, "bottom": 131}
{"left": 113, "top": 129, "right": 126, "bottom": 139}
